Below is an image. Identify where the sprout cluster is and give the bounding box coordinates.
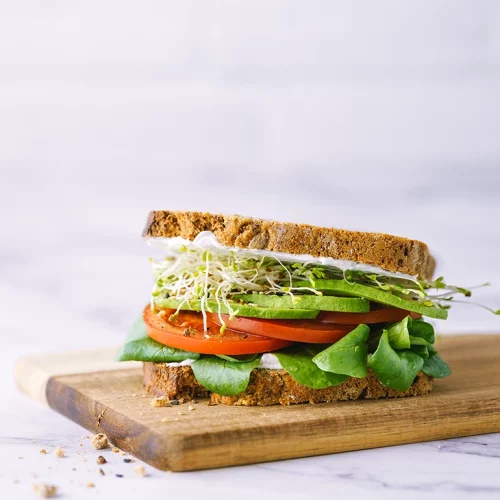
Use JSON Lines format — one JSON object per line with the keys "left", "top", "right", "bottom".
{"left": 150, "top": 244, "right": 318, "bottom": 331}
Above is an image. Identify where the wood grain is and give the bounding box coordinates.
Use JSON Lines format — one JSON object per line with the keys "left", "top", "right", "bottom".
{"left": 17, "top": 335, "right": 500, "bottom": 471}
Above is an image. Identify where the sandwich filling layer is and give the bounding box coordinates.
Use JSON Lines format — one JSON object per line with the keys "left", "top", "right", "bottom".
{"left": 117, "top": 227, "right": 497, "bottom": 403}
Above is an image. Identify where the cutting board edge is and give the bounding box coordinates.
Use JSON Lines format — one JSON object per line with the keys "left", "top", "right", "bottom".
{"left": 14, "top": 349, "right": 139, "bottom": 405}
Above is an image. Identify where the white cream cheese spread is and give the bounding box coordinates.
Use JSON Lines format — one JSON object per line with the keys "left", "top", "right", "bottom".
{"left": 146, "top": 230, "right": 416, "bottom": 280}
{"left": 166, "top": 352, "right": 283, "bottom": 370}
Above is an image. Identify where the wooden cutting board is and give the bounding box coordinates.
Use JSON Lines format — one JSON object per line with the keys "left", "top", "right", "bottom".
{"left": 15, "top": 335, "right": 500, "bottom": 472}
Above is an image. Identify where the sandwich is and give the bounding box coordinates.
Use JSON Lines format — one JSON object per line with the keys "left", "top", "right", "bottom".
{"left": 117, "top": 211, "right": 497, "bottom": 406}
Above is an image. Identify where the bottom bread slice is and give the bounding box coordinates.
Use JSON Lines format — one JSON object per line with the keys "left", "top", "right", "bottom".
{"left": 143, "top": 362, "right": 433, "bottom": 406}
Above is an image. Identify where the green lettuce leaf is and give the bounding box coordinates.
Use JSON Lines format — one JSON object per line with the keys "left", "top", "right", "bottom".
{"left": 274, "top": 346, "right": 348, "bottom": 389}
{"left": 386, "top": 316, "right": 411, "bottom": 349}
{"left": 368, "top": 330, "right": 424, "bottom": 391}
{"left": 191, "top": 356, "right": 261, "bottom": 396}
{"left": 410, "top": 344, "right": 429, "bottom": 359}
{"left": 312, "top": 324, "right": 370, "bottom": 378}
{"left": 115, "top": 316, "right": 199, "bottom": 362}
{"left": 216, "top": 354, "right": 259, "bottom": 363}
{"left": 410, "top": 319, "right": 435, "bottom": 344}
{"left": 421, "top": 354, "right": 452, "bottom": 378}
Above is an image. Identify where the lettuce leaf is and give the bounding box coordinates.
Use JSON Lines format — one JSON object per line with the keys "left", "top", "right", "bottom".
{"left": 216, "top": 354, "right": 259, "bottom": 363}
{"left": 410, "top": 319, "right": 435, "bottom": 344}
{"left": 274, "top": 346, "right": 348, "bottom": 389}
{"left": 422, "top": 354, "right": 452, "bottom": 378}
{"left": 386, "top": 316, "right": 411, "bottom": 349}
{"left": 368, "top": 330, "right": 424, "bottom": 391}
{"left": 115, "top": 316, "right": 199, "bottom": 363}
{"left": 191, "top": 356, "right": 261, "bottom": 396}
{"left": 312, "top": 325, "right": 370, "bottom": 378}
{"left": 410, "top": 344, "right": 429, "bottom": 359}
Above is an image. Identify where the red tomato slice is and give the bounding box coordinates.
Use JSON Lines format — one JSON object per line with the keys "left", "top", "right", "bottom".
{"left": 143, "top": 306, "right": 292, "bottom": 355}
{"left": 207, "top": 313, "right": 356, "bottom": 344}
{"left": 318, "top": 308, "right": 421, "bottom": 325}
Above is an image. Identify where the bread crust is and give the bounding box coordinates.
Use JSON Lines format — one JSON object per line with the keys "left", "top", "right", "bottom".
{"left": 143, "top": 363, "right": 433, "bottom": 406}
{"left": 143, "top": 211, "right": 435, "bottom": 279}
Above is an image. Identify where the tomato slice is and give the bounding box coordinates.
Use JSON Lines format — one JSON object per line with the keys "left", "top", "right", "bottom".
{"left": 143, "top": 306, "right": 292, "bottom": 355}
{"left": 318, "top": 308, "right": 421, "bottom": 325}
{"left": 207, "top": 313, "right": 355, "bottom": 344}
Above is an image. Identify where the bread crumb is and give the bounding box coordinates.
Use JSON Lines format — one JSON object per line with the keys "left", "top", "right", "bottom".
{"left": 39, "top": 449, "right": 47, "bottom": 455}
{"left": 161, "top": 417, "right": 169, "bottom": 423}
{"left": 150, "top": 396, "right": 170, "bottom": 407}
{"left": 134, "top": 465, "right": 146, "bottom": 477}
{"left": 111, "top": 446, "right": 120, "bottom": 453}
{"left": 91, "top": 433, "right": 109, "bottom": 450}
{"left": 188, "top": 405, "right": 195, "bottom": 412}
{"left": 32, "top": 484, "right": 57, "bottom": 498}
{"left": 99, "top": 468, "right": 105, "bottom": 476}
{"left": 96, "top": 456, "right": 107, "bottom": 465}
{"left": 119, "top": 450, "right": 126, "bottom": 456}
{"left": 177, "top": 411, "right": 184, "bottom": 416}
{"left": 87, "top": 482, "right": 95, "bottom": 488}
{"left": 54, "top": 447, "right": 64, "bottom": 458}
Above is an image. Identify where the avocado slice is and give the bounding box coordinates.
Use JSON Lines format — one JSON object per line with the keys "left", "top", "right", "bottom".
{"left": 154, "top": 298, "right": 319, "bottom": 319}
{"left": 236, "top": 293, "right": 369, "bottom": 312}
{"left": 294, "top": 279, "right": 447, "bottom": 320}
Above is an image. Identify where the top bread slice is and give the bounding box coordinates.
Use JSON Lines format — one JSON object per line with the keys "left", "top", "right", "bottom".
{"left": 143, "top": 211, "right": 436, "bottom": 280}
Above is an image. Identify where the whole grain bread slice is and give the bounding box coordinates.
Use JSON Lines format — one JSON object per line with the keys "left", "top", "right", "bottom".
{"left": 143, "top": 211, "right": 435, "bottom": 279}
{"left": 143, "top": 363, "right": 433, "bottom": 406}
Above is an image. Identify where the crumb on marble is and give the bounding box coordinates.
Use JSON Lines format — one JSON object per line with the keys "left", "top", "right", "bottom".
{"left": 96, "top": 456, "right": 107, "bottom": 465}
{"left": 134, "top": 465, "right": 146, "bottom": 477}
{"left": 39, "top": 449, "right": 47, "bottom": 455}
{"left": 32, "top": 483, "right": 57, "bottom": 498}
{"left": 54, "top": 447, "right": 64, "bottom": 458}
{"left": 87, "top": 482, "right": 95, "bottom": 488}
{"left": 111, "top": 446, "right": 120, "bottom": 453}
{"left": 91, "top": 433, "right": 109, "bottom": 450}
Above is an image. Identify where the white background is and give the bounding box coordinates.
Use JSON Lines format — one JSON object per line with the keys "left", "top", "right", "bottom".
{"left": 1, "top": 2, "right": 500, "bottom": 498}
